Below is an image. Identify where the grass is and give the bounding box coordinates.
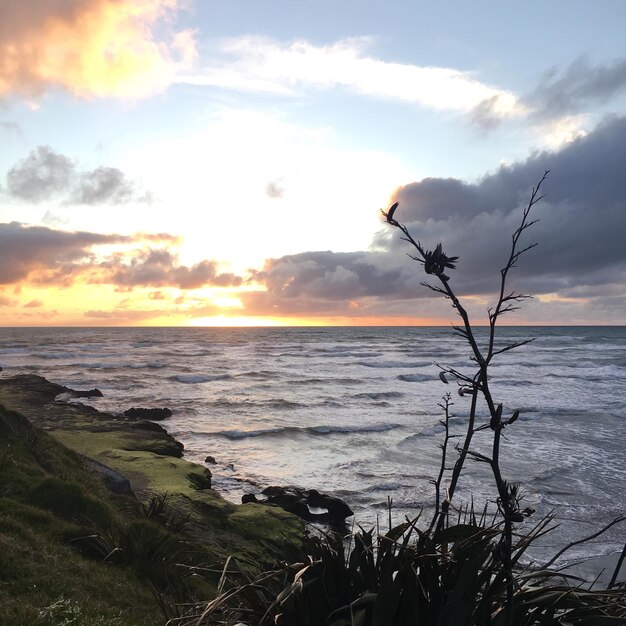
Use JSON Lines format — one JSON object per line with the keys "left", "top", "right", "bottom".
{"left": 0, "top": 405, "right": 163, "bottom": 625}
{"left": 0, "top": 380, "right": 304, "bottom": 625}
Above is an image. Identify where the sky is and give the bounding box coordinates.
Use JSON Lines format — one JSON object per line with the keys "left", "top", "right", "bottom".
{"left": 0, "top": 0, "right": 625, "bottom": 326}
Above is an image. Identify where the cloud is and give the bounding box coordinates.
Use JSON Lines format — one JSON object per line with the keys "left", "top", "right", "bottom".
{"left": 5, "top": 145, "right": 148, "bottom": 205}
{"left": 84, "top": 308, "right": 168, "bottom": 322}
{"left": 0, "top": 221, "right": 127, "bottom": 284}
{"left": 0, "top": 0, "right": 195, "bottom": 99}
{"left": 0, "top": 218, "right": 242, "bottom": 291}
{"left": 6, "top": 146, "right": 74, "bottom": 202}
{"left": 386, "top": 116, "right": 626, "bottom": 293}
{"left": 472, "top": 56, "right": 626, "bottom": 131}
{"left": 242, "top": 249, "right": 418, "bottom": 317}
{"left": 23, "top": 299, "right": 44, "bottom": 308}
{"left": 98, "top": 247, "right": 244, "bottom": 289}
{"left": 528, "top": 57, "right": 626, "bottom": 121}
{"left": 83, "top": 301, "right": 222, "bottom": 324}
{"left": 69, "top": 167, "right": 136, "bottom": 204}
{"left": 245, "top": 116, "right": 626, "bottom": 321}
{"left": 178, "top": 36, "right": 524, "bottom": 120}
{"left": 0, "top": 120, "right": 21, "bottom": 135}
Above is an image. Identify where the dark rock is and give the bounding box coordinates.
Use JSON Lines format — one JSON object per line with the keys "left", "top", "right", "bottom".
{"left": 68, "top": 388, "right": 103, "bottom": 398}
{"left": 127, "top": 420, "right": 167, "bottom": 433}
{"left": 259, "top": 486, "right": 353, "bottom": 528}
{"left": 242, "top": 493, "right": 258, "bottom": 504}
{"left": 124, "top": 407, "right": 172, "bottom": 420}
{"left": 188, "top": 468, "right": 212, "bottom": 490}
{"left": 205, "top": 455, "right": 217, "bottom": 464}
{"left": 84, "top": 458, "right": 131, "bottom": 495}
{"left": 261, "top": 485, "right": 285, "bottom": 497}
{"left": 307, "top": 489, "right": 354, "bottom": 520}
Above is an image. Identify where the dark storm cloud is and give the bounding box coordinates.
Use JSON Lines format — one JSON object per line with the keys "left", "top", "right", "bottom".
{"left": 389, "top": 115, "right": 626, "bottom": 292}
{"left": 0, "top": 222, "right": 126, "bottom": 284}
{"left": 246, "top": 116, "right": 626, "bottom": 319}
{"left": 100, "top": 248, "right": 244, "bottom": 290}
{"left": 528, "top": 57, "right": 626, "bottom": 121}
{"left": 243, "top": 250, "right": 418, "bottom": 316}
{"left": 251, "top": 251, "right": 405, "bottom": 299}
{"left": 4, "top": 145, "right": 148, "bottom": 205}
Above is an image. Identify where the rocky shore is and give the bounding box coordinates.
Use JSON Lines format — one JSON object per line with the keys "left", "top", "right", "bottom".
{"left": 0, "top": 374, "right": 305, "bottom": 565}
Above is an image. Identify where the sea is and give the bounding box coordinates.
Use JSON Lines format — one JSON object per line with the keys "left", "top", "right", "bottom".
{"left": 1, "top": 326, "right": 624, "bottom": 565}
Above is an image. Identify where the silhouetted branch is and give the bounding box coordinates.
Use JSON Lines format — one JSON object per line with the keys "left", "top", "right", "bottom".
{"left": 384, "top": 172, "right": 551, "bottom": 624}
{"left": 427, "top": 394, "right": 453, "bottom": 534}
{"left": 491, "top": 338, "right": 536, "bottom": 357}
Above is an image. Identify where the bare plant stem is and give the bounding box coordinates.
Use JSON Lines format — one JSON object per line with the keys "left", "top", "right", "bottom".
{"left": 427, "top": 393, "right": 453, "bottom": 535}
{"left": 383, "top": 171, "right": 550, "bottom": 623}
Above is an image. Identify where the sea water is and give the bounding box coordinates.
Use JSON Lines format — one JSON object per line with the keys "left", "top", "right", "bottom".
{"left": 1, "top": 326, "right": 624, "bottom": 563}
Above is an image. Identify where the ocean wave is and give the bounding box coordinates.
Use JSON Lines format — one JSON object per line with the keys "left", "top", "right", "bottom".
{"left": 206, "top": 422, "right": 403, "bottom": 440}
{"left": 171, "top": 373, "right": 233, "bottom": 383}
{"left": 31, "top": 352, "right": 74, "bottom": 360}
{"left": 400, "top": 424, "right": 445, "bottom": 442}
{"left": 356, "top": 360, "right": 431, "bottom": 369}
{"left": 209, "top": 397, "right": 342, "bottom": 410}
{"left": 398, "top": 373, "right": 432, "bottom": 382}
{"left": 129, "top": 362, "right": 168, "bottom": 370}
{"left": 309, "top": 423, "right": 400, "bottom": 434}
{"left": 353, "top": 391, "right": 405, "bottom": 400}
{"left": 320, "top": 399, "right": 345, "bottom": 408}
{"left": 235, "top": 370, "right": 276, "bottom": 380}
{"left": 545, "top": 365, "right": 624, "bottom": 382}
{"left": 493, "top": 379, "right": 540, "bottom": 387}
{"left": 298, "top": 377, "right": 364, "bottom": 385}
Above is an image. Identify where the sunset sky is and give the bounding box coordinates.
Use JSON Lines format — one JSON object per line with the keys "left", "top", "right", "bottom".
{"left": 1, "top": 0, "right": 625, "bottom": 326}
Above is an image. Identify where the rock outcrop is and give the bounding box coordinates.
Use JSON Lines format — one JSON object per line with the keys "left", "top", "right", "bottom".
{"left": 123, "top": 407, "right": 172, "bottom": 420}
{"left": 242, "top": 485, "right": 353, "bottom": 528}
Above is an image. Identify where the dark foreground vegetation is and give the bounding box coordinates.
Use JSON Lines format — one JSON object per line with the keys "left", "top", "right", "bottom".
{"left": 0, "top": 174, "right": 624, "bottom": 625}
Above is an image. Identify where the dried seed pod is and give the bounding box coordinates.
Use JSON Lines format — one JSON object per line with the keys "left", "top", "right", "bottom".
{"left": 507, "top": 410, "right": 520, "bottom": 425}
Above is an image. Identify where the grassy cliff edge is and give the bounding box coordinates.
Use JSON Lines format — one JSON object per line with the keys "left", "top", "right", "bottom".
{"left": 0, "top": 374, "right": 304, "bottom": 626}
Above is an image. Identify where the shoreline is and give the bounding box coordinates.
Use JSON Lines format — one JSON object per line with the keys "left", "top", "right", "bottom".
{"left": 0, "top": 373, "right": 305, "bottom": 567}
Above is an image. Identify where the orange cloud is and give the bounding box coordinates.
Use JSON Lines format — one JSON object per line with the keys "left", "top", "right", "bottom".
{"left": 0, "top": 0, "right": 196, "bottom": 99}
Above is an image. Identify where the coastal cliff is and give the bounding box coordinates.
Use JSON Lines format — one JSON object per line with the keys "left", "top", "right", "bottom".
{"left": 0, "top": 374, "right": 304, "bottom": 625}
